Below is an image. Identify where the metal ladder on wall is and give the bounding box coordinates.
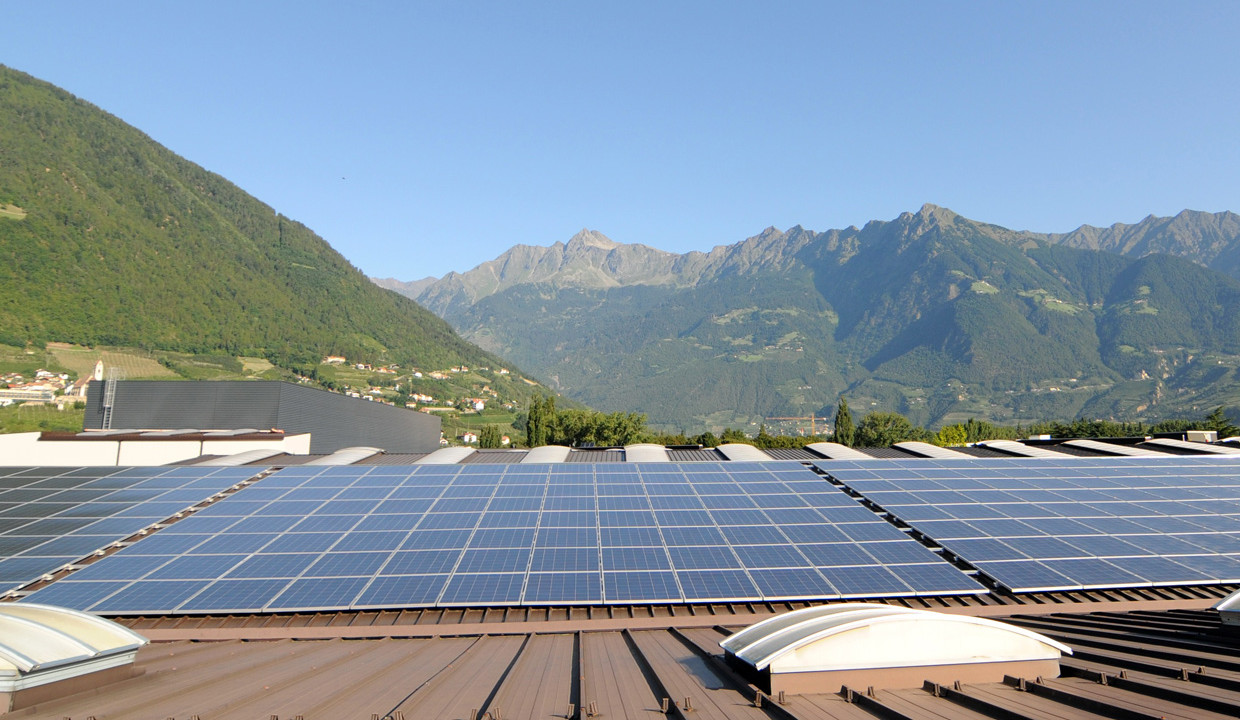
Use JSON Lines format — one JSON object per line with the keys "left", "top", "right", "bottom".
{"left": 100, "top": 366, "right": 123, "bottom": 430}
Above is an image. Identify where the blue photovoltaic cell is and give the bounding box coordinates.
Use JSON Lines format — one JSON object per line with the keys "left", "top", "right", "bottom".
{"left": 818, "top": 456, "right": 1240, "bottom": 592}
{"left": 180, "top": 578, "right": 293, "bottom": 612}
{"left": 0, "top": 466, "right": 260, "bottom": 591}
{"left": 268, "top": 577, "right": 370, "bottom": 610}
{"left": 440, "top": 572, "right": 523, "bottom": 604}
{"left": 356, "top": 574, "right": 449, "bottom": 607}
{"left": 523, "top": 572, "right": 603, "bottom": 604}
{"left": 749, "top": 567, "right": 831, "bottom": 599}
{"left": 21, "top": 462, "right": 983, "bottom": 613}
{"left": 675, "top": 569, "right": 759, "bottom": 600}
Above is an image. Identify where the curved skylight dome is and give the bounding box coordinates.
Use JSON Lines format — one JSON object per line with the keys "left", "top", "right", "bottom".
{"left": 722, "top": 603, "right": 1071, "bottom": 674}
{"left": 1214, "top": 587, "right": 1240, "bottom": 625}
{"left": 0, "top": 603, "right": 147, "bottom": 695}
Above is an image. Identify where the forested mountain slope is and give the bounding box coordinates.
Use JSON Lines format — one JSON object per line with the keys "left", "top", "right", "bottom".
{"left": 395, "top": 206, "right": 1240, "bottom": 430}
{"left": 0, "top": 65, "right": 520, "bottom": 376}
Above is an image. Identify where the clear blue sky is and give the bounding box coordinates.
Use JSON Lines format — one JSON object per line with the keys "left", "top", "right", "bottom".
{"left": 4, "top": 2, "right": 1238, "bottom": 280}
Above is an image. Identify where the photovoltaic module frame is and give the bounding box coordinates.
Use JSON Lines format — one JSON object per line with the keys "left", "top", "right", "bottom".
{"left": 22, "top": 462, "right": 985, "bottom": 613}
{"left": 816, "top": 456, "right": 1240, "bottom": 592}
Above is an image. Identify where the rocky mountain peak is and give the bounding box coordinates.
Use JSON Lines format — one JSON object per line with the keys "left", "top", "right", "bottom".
{"left": 564, "top": 229, "right": 619, "bottom": 253}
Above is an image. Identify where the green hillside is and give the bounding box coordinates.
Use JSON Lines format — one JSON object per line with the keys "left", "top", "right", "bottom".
{"left": 0, "top": 65, "right": 520, "bottom": 375}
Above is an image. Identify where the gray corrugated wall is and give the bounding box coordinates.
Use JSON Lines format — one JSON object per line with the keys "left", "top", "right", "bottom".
{"left": 85, "top": 381, "right": 440, "bottom": 453}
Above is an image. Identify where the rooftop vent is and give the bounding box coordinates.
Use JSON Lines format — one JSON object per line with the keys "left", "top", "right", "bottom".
{"left": 721, "top": 603, "right": 1071, "bottom": 695}
{"left": 0, "top": 603, "right": 147, "bottom": 712}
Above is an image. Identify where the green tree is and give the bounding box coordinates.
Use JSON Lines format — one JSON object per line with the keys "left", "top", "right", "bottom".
{"left": 932, "top": 424, "right": 969, "bottom": 447}
{"left": 719, "top": 427, "right": 749, "bottom": 444}
{"left": 833, "top": 398, "right": 855, "bottom": 447}
{"left": 1204, "top": 406, "right": 1240, "bottom": 438}
{"left": 526, "top": 396, "right": 545, "bottom": 446}
{"left": 856, "top": 411, "right": 926, "bottom": 447}
{"left": 693, "top": 431, "right": 719, "bottom": 447}
{"left": 478, "top": 424, "right": 502, "bottom": 449}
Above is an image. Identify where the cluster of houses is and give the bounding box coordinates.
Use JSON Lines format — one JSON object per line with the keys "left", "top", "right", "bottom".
{"left": 0, "top": 367, "right": 93, "bottom": 409}
{"left": 320, "top": 355, "right": 516, "bottom": 416}
{"left": 455, "top": 430, "right": 512, "bottom": 446}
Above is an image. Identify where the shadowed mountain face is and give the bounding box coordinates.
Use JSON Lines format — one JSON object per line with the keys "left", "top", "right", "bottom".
{"left": 0, "top": 65, "right": 526, "bottom": 377}
{"left": 393, "top": 206, "right": 1240, "bottom": 431}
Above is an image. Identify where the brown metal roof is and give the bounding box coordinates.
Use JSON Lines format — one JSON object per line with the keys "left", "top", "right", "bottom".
{"left": 25, "top": 606, "right": 1240, "bottom": 719}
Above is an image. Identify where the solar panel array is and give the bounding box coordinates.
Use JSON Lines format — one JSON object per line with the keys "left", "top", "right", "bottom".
{"left": 0, "top": 466, "right": 262, "bottom": 592}
{"left": 23, "top": 462, "right": 983, "bottom": 614}
{"left": 817, "top": 457, "right": 1240, "bottom": 592}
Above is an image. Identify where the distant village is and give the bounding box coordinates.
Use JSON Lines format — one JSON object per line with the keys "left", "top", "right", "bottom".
{"left": 0, "top": 367, "right": 92, "bottom": 409}
{"left": 315, "top": 356, "right": 517, "bottom": 446}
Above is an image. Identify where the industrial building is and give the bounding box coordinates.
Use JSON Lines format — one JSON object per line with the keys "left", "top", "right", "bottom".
{"left": 1, "top": 435, "right": 1240, "bottom": 718}
{"left": 82, "top": 380, "right": 441, "bottom": 453}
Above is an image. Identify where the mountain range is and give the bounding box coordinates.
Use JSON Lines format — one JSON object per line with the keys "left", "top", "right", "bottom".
{"left": 379, "top": 206, "right": 1240, "bottom": 431}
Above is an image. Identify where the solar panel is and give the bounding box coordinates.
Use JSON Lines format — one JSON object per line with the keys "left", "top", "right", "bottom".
{"left": 23, "top": 462, "right": 983, "bottom": 613}
{"left": 817, "top": 456, "right": 1240, "bottom": 592}
{"left": 0, "top": 466, "right": 262, "bottom": 592}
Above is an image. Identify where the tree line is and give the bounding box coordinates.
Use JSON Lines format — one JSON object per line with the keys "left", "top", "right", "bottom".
{"left": 500, "top": 395, "right": 1239, "bottom": 449}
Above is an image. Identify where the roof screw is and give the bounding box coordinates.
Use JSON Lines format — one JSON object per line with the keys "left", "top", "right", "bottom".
{"left": 778, "top": 689, "right": 787, "bottom": 704}
{"left": 1035, "top": 676, "right": 1045, "bottom": 684}
{"left": 682, "top": 696, "right": 693, "bottom": 711}
{"left": 953, "top": 680, "right": 962, "bottom": 691}
{"left": 661, "top": 697, "right": 670, "bottom": 713}
{"left": 1198, "top": 666, "right": 1206, "bottom": 674}
{"left": 468, "top": 712, "right": 477, "bottom": 720}
{"left": 753, "top": 692, "right": 763, "bottom": 707}
{"left": 567, "top": 703, "right": 575, "bottom": 718}
{"left": 1119, "top": 670, "right": 1127, "bottom": 679}
{"left": 588, "top": 701, "right": 598, "bottom": 716}
{"left": 1180, "top": 668, "right": 1190, "bottom": 681}
{"left": 1099, "top": 673, "right": 1108, "bottom": 686}
{"left": 1017, "top": 678, "right": 1027, "bottom": 691}
{"left": 372, "top": 715, "right": 380, "bottom": 720}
